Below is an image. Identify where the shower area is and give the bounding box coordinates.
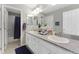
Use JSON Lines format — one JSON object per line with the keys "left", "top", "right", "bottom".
{"left": 8, "top": 12, "right": 21, "bottom": 43}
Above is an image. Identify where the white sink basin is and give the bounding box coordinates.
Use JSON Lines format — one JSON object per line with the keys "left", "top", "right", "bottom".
{"left": 48, "top": 35, "right": 69, "bottom": 43}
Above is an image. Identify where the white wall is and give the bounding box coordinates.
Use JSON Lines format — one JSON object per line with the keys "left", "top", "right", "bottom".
{"left": 8, "top": 15, "right": 15, "bottom": 37}
{"left": 21, "top": 11, "right": 27, "bottom": 45}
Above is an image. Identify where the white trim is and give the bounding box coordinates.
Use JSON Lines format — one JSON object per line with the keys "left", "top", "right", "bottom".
{"left": 1, "top": 4, "right": 5, "bottom": 53}
{"left": 1, "top": 4, "right": 22, "bottom": 53}
{"left": 4, "top": 5, "right": 21, "bottom": 12}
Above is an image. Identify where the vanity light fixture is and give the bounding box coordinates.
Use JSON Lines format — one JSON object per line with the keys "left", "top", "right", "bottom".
{"left": 27, "top": 7, "right": 42, "bottom": 17}
{"left": 32, "top": 8, "right": 42, "bottom": 16}
{"left": 27, "top": 12, "right": 33, "bottom": 17}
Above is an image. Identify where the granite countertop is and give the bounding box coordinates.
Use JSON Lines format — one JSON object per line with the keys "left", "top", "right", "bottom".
{"left": 26, "top": 31, "right": 79, "bottom": 54}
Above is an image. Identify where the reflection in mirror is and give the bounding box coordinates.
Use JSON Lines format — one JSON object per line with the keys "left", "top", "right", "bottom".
{"left": 26, "top": 13, "right": 48, "bottom": 31}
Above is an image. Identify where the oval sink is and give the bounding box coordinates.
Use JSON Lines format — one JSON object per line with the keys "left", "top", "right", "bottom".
{"left": 48, "top": 35, "right": 69, "bottom": 43}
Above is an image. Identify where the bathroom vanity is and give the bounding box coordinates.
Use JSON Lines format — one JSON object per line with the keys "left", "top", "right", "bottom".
{"left": 26, "top": 31, "right": 78, "bottom": 54}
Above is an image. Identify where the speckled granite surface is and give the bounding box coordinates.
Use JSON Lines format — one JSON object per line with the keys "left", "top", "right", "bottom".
{"left": 26, "top": 31, "right": 79, "bottom": 54}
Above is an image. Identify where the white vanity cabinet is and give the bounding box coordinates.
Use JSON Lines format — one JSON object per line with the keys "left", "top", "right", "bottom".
{"left": 26, "top": 33, "right": 50, "bottom": 54}
{"left": 36, "top": 38, "right": 72, "bottom": 54}
{"left": 26, "top": 33, "right": 73, "bottom": 54}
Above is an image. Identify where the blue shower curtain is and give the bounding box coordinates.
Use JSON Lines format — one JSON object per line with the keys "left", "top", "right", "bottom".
{"left": 14, "top": 16, "right": 21, "bottom": 39}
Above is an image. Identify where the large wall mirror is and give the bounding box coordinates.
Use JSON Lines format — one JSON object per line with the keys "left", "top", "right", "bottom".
{"left": 26, "top": 14, "right": 47, "bottom": 31}
{"left": 63, "top": 8, "right": 79, "bottom": 36}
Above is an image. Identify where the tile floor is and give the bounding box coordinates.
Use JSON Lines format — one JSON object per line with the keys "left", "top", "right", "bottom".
{"left": 4, "top": 39, "right": 20, "bottom": 54}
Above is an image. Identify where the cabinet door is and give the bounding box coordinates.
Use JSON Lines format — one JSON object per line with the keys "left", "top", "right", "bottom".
{"left": 31, "top": 35, "right": 50, "bottom": 54}
{"left": 26, "top": 33, "right": 50, "bottom": 54}
{"left": 34, "top": 37, "right": 72, "bottom": 54}
{"left": 26, "top": 33, "right": 39, "bottom": 53}
{"left": 26, "top": 33, "right": 30, "bottom": 45}
{"left": 26, "top": 33, "right": 37, "bottom": 53}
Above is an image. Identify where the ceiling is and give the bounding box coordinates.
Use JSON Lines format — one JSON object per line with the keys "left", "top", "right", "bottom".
{"left": 25, "top": 4, "right": 37, "bottom": 10}
{"left": 25, "top": 4, "right": 71, "bottom": 16}
{"left": 41, "top": 4, "right": 71, "bottom": 15}
{"left": 6, "top": 7, "right": 21, "bottom": 14}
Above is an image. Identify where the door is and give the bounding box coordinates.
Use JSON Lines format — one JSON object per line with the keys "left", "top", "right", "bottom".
{"left": 4, "top": 8, "right": 8, "bottom": 49}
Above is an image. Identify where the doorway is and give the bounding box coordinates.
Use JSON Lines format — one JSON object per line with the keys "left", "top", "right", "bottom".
{"left": 4, "top": 7, "right": 21, "bottom": 53}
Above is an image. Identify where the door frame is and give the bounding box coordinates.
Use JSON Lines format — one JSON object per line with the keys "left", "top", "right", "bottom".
{"left": 1, "top": 4, "right": 22, "bottom": 53}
